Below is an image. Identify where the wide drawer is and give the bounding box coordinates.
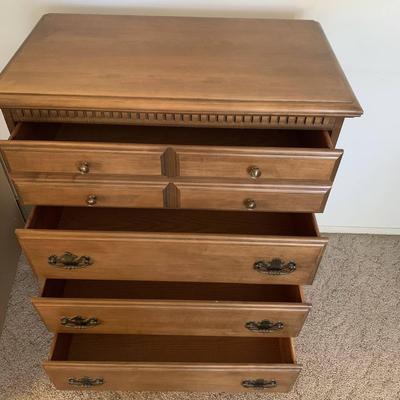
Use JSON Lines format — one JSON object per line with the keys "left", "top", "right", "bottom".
{"left": 34, "top": 280, "right": 310, "bottom": 337}
{"left": 18, "top": 207, "right": 327, "bottom": 285}
{"left": 44, "top": 334, "right": 300, "bottom": 392}
{"left": 13, "top": 174, "right": 330, "bottom": 212}
{"left": 1, "top": 122, "right": 342, "bottom": 181}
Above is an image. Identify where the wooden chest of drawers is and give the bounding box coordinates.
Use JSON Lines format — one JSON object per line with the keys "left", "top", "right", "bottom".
{"left": 0, "top": 14, "right": 362, "bottom": 393}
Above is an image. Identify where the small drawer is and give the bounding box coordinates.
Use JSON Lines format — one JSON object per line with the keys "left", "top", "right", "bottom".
{"left": 18, "top": 207, "right": 327, "bottom": 285}
{"left": 177, "top": 130, "right": 342, "bottom": 182}
{"left": 34, "top": 280, "right": 310, "bottom": 337}
{"left": 12, "top": 175, "right": 165, "bottom": 208}
{"left": 177, "top": 181, "right": 331, "bottom": 212}
{"left": 0, "top": 123, "right": 165, "bottom": 176}
{"left": 44, "top": 334, "right": 300, "bottom": 392}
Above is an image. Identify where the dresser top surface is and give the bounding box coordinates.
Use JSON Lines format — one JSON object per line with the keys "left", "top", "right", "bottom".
{"left": 0, "top": 14, "right": 362, "bottom": 116}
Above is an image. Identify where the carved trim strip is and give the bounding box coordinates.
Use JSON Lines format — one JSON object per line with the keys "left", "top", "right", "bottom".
{"left": 2, "top": 109, "right": 16, "bottom": 132}
{"left": 8, "top": 108, "right": 336, "bottom": 129}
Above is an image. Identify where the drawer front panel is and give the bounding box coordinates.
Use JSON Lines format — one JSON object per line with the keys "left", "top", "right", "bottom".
{"left": 178, "top": 149, "right": 342, "bottom": 181}
{"left": 11, "top": 177, "right": 329, "bottom": 212}
{"left": 177, "top": 183, "right": 330, "bottom": 213}
{"left": 1, "top": 143, "right": 163, "bottom": 176}
{"left": 18, "top": 231, "right": 327, "bottom": 285}
{"left": 44, "top": 362, "right": 299, "bottom": 392}
{"left": 1, "top": 140, "right": 342, "bottom": 182}
{"left": 13, "top": 179, "right": 165, "bottom": 208}
{"left": 33, "top": 298, "right": 310, "bottom": 337}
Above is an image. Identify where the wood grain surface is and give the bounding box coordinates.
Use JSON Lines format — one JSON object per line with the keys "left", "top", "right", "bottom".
{"left": 44, "top": 334, "right": 300, "bottom": 392}
{"left": 1, "top": 123, "right": 342, "bottom": 182}
{"left": 18, "top": 207, "right": 327, "bottom": 285}
{"left": 33, "top": 280, "right": 310, "bottom": 337}
{"left": 0, "top": 14, "right": 362, "bottom": 116}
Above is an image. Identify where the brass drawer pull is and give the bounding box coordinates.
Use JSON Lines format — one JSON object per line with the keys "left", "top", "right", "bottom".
{"left": 254, "top": 258, "right": 296, "bottom": 275}
{"left": 86, "top": 194, "right": 97, "bottom": 206}
{"left": 244, "top": 198, "right": 256, "bottom": 210}
{"left": 242, "top": 379, "right": 277, "bottom": 389}
{"left": 48, "top": 251, "right": 93, "bottom": 269}
{"left": 78, "top": 161, "right": 90, "bottom": 174}
{"left": 247, "top": 165, "right": 262, "bottom": 179}
{"left": 245, "top": 319, "right": 284, "bottom": 333}
{"left": 68, "top": 377, "right": 104, "bottom": 387}
{"left": 61, "top": 315, "right": 100, "bottom": 329}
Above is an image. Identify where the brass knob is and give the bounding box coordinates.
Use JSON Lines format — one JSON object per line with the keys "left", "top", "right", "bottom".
{"left": 78, "top": 161, "right": 90, "bottom": 174}
{"left": 244, "top": 198, "right": 256, "bottom": 210}
{"left": 86, "top": 195, "right": 97, "bottom": 206}
{"left": 247, "top": 166, "right": 262, "bottom": 179}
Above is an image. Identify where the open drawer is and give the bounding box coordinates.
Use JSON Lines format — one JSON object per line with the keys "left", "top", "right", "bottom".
{"left": 1, "top": 122, "right": 342, "bottom": 181}
{"left": 44, "top": 334, "right": 300, "bottom": 392}
{"left": 34, "top": 280, "right": 310, "bottom": 337}
{"left": 18, "top": 207, "right": 327, "bottom": 285}
{"left": 11, "top": 174, "right": 331, "bottom": 212}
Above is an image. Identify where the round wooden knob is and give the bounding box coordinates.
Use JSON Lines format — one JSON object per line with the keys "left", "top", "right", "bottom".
{"left": 247, "top": 166, "right": 262, "bottom": 179}
{"left": 86, "top": 195, "right": 97, "bottom": 206}
{"left": 244, "top": 198, "right": 256, "bottom": 210}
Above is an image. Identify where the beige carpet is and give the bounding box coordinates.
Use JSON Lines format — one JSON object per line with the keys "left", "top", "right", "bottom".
{"left": 0, "top": 234, "right": 399, "bottom": 400}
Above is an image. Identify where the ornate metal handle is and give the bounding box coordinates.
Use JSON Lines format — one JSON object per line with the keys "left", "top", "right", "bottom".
{"left": 68, "top": 377, "right": 104, "bottom": 387}
{"left": 247, "top": 165, "right": 262, "bottom": 179}
{"left": 86, "top": 194, "right": 97, "bottom": 206}
{"left": 254, "top": 258, "right": 296, "bottom": 275}
{"left": 61, "top": 315, "right": 100, "bottom": 329}
{"left": 244, "top": 198, "right": 256, "bottom": 210}
{"left": 241, "top": 379, "right": 277, "bottom": 389}
{"left": 78, "top": 161, "right": 90, "bottom": 174}
{"left": 48, "top": 251, "right": 93, "bottom": 269}
{"left": 245, "top": 319, "right": 284, "bottom": 333}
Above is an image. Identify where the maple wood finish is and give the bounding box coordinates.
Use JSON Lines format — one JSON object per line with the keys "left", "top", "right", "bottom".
{"left": 0, "top": 14, "right": 362, "bottom": 117}
{"left": 176, "top": 180, "right": 331, "bottom": 212}
{"left": 0, "top": 14, "right": 362, "bottom": 393}
{"left": 13, "top": 176, "right": 166, "bottom": 208}
{"left": 1, "top": 123, "right": 338, "bottom": 212}
{"left": 12, "top": 175, "right": 330, "bottom": 212}
{"left": 33, "top": 280, "right": 310, "bottom": 337}
{"left": 18, "top": 207, "right": 327, "bottom": 285}
{"left": 45, "top": 334, "right": 300, "bottom": 392}
{"left": 1, "top": 123, "right": 342, "bottom": 182}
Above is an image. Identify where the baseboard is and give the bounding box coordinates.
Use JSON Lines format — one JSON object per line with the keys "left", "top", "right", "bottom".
{"left": 319, "top": 225, "right": 400, "bottom": 235}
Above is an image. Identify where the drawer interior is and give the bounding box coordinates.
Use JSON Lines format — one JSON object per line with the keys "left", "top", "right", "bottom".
{"left": 51, "top": 334, "right": 295, "bottom": 364}
{"left": 42, "top": 279, "right": 303, "bottom": 303}
{"left": 29, "top": 206, "right": 319, "bottom": 236}
{"left": 12, "top": 122, "right": 333, "bottom": 149}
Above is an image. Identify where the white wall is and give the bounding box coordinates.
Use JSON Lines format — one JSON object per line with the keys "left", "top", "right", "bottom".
{"left": 1, "top": 0, "right": 399, "bottom": 234}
